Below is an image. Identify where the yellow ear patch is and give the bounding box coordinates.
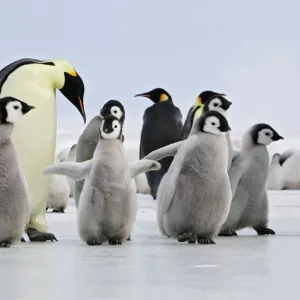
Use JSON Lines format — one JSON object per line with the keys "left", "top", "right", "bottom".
{"left": 49, "top": 59, "right": 77, "bottom": 76}
{"left": 193, "top": 96, "right": 202, "bottom": 108}
{"left": 159, "top": 93, "right": 169, "bottom": 102}
{"left": 193, "top": 105, "right": 203, "bottom": 124}
{"left": 68, "top": 69, "right": 77, "bottom": 76}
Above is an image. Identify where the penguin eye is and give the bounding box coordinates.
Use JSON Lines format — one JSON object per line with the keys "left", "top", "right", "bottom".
{"left": 13, "top": 106, "right": 19, "bottom": 110}
{"left": 213, "top": 103, "right": 218, "bottom": 107}
{"left": 113, "top": 110, "right": 117, "bottom": 114}
{"left": 114, "top": 125, "right": 117, "bottom": 129}
{"left": 211, "top": 122, "right": 216, "bottom": 126}
{"left": 265, "top": 132, "right": 270, "bottom": 136}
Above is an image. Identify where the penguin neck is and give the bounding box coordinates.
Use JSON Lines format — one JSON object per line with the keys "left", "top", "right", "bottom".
{"left": 241, "top": 131, "right": 264, "bottom": 151}
{"left": 0, "top": 123, "right": 13, "bottom": 144}
{"left": 96, "top": 139, "right": 122, "bottom": 152}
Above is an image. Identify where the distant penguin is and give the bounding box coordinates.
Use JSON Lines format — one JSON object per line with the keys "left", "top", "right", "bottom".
{"left": 152, "top": 110, "right": 232, "bottom": 244}
{"left": 135, "top": 88, "right": 183, "bottom": 199}
{"left": 43, "top": 115, "right": 161, "bottom": 245}
{"left": 46, "top": 158, "right": 70, "bottom": 213}
{"left": 67, "top": 144, "right": 77, "bottom": 197}
{"left": 56, "top": 147, "right": 71, "bottom": 163}
{"left": 267, "top": 153, "right": 284, "bottom": 190}
{"left": 0, "top": 97, "right": 35, "bottom": 247}
{"left": 219, "top": 123, "right": 283, "bottom": 236}
{"left": 0, "top": 58, "right": 86, "bottom": 242}
{"left": 181, "top": 90, "right": 226, "bottom": 139}
{"left": 74, "top": 100, "right": 125, "bottom": 208}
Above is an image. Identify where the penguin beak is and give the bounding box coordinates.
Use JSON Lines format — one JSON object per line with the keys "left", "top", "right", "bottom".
{"left": 22, "top": 105, "right": 35, "bottom": 114}
{"left": 272, "top": 134, "right": 284, "bottom": 141}
{"left": 134, "top": 93, "right": 150, "bottom": 98}
{"left": 78, "top": 96, "right": 86, "bottom": 123}
{"left": 221, "top": 100, "right": 232, "bottom": 110}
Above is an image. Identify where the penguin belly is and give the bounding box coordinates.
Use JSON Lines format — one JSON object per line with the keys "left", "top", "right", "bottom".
{"left": 1, "top": 84, "right": 56, "bottom": 232}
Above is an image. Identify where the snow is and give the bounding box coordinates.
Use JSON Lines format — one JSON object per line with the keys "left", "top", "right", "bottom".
{"left": 0, "top": 191, "right": 300, "bottom": 299}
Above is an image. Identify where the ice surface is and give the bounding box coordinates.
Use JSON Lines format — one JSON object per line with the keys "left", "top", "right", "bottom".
{"left": 1, "top": 191, "right": 300, "bottom": 300}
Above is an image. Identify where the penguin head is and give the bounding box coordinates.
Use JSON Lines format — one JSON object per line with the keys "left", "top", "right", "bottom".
{"left": 194, "top": 90, "right": 226, "bottom": 108}
{"left": 0, "top": 96, "right": 35, "bottom": 124}
{"left": 202, "top": 95, "right": 232, "bottom": 116}
{"left": 48, "top": 59, "right": 86, "bottom": 124}
{"left": 197, "top": 110, "right": 231, "bottom": 136}
{"left": 100, "top": 100, "right": 125, "bottom": 123}
{"left": 100, "top": 115, "right": 123, "bottom": 140}
{"left": 134, "top": 88, "right": 172, "bottom": 103}
{"left": 250, "top": 124, "right": 284, "bottom": 146}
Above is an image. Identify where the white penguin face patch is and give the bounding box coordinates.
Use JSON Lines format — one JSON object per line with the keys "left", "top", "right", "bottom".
{"left": 208, "top": 98, "right": 227, "bottom": 116}
{"left": 5, "top": 101, "right": 24, "bottom": 123}
{"left": 203, "top": 116, "right": 225, "bottom": 136}
{"left": 257, "top": 129, "right": 274, "bottom": 145}
{"left": 100, "top": 119, "right": 121, "bottom": 140}
{"left": 110, "top": 106, "right": 123, "bottom": 120}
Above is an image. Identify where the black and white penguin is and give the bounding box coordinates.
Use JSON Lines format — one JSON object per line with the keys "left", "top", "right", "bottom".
{"left": 135, "top": 88, "right": 183, "bottom": 199}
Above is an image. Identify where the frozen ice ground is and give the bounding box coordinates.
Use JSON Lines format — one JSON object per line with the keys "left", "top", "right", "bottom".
{"left": 1, "top": 191, "right": 300, "bottom": 300}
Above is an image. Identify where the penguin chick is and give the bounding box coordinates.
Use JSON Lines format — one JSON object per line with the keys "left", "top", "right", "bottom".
{"left": 0, "top": 97, "right": 34, "bottom": 247}
{"left": 181, "top": 90, "right": 226, "bottom": 139}
{"left": 74, "top": 100, "right": 126, "bottom": 208}
{"left": 267, "top": 153, "right": 284, "bottom": 190}
{"left": 67, "top": 143, "right": 77, "bottom": 197}
{"left": 46, "top": 157, "right": 70, "bottom": 213}
{"left": 155, "top": 110, "right": 232, "bottom": 244}
{"left": 219, "top": 123, "right": 283, "bottom": 236}
{"left": 135, "top": 88, "right": 183, "bottom": 200}
{"left": 43, "top": 115, "right": 161, "bottom": 246}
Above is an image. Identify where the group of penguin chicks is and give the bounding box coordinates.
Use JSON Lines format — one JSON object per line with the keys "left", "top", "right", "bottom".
{"left": 0, "top": 88, "right": 283, "bottom": 247}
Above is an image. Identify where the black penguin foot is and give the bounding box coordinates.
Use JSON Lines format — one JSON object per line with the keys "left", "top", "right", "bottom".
{"left": 108, "top": 237, "right": 122, "bottom": 245}
{"left": 254, "top": 227, "right": 275, "bottom": 236}
{"left": 177, "top": 232, "right": 198, "bottom": 243}
{"left": 0, "top": 241, "right": 11, "bottom": 248}
{"left": 197, "top": 236, "right": 216, "bottom": 244}
{"left": 52, "top": 207, "right": 65, "bottom": 213}
{"left": 20, "top": 237, "right": 26, "bottom": 242}
{"left": 45, "top": 207, "right": 49, "bottom": 211}
{"left": 86, "top": 237, "right": 105, "bottom": 246}
{"left": 27, "top": 228, "right": 58, "bottom": 242}
{"left": 218, "top": 231, "right": 238, "bottom": 237}
{"left": 127, "top": 234, "right": 131, "bottom": 241}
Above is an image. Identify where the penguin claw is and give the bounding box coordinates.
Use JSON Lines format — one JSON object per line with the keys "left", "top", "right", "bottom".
{"left": 178, "top": 232, "right": 197, "bottom": 243}
{"left": 108, "top": 237, "right": 122, "bottom": 245}
{"left": 27, "top": 228, "right": 58, "bottom": 242}
{"left": 197, "top": 236, "right": 216, "bottom": 244}
{"left": 20, "top": 237, "right": 26, "bottom": 242}
{"left": 52, "top": 208, "right": 65, "bottom": 213}
{"left": 0, "top": 241, "right": 11, "bottom": 248}
{"left": 127, "top": 234, "right": 132, "bottom": 241}
{"left": 218, "top": 231, "right": 238, "bottom": 237}
{"left": 86, "top": 237, "right": 103, "bottom": 246}
{"left": 255, "top": 227, "right": 275, "bottom": 235}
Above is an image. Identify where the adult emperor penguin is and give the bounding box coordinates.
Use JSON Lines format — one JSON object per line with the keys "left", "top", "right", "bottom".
{"left": 219, "top": 123, "right": 283, "bottom": 236}
{"left": 0, "top": 97, "right": 34, "bottom": 247}
{"left": 153, "top": 110, "right": 232, "bottom": 244}
{"left": 135, "top": 88, "right": 183, "bottom": 199}
{"left": 181, "top": 90, "right": 226, "bottom": 139}
{"left": 0, "top": 58, "right": 86, "bottom": 242}
{"left": 43, "top": 115, "right": 161, "bottom": 245}
{"left": 74, "top": 100, "right": 125, "bottom": 208}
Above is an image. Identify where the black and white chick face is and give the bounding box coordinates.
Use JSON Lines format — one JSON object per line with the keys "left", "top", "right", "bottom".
{"left": 251, "top": 124, "right": 283, "bottom": 146}
{"left": 100, "top": 100, "right": 125, "bottom": 123}
{"left": 203, "top": 96, "right": 232, "bottom": 117}
{"left": 100, "top": 115, "right": 123, "bottom": 140}
{"left": 0, "top": 96, "right": 35, "bottom": 124}
{"left": 198, "top": 110, "right": 231, "bottom": 136}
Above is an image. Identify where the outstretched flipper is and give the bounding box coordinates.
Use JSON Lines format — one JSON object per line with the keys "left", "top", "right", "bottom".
{"left": 42, "top": 160, "right": 92, "bottom": 180}
{"left": 143, "top": 141, "right": 183, "bottom": 162}
{"left": 130, "top": 160, "right": 161, "bottom": 178}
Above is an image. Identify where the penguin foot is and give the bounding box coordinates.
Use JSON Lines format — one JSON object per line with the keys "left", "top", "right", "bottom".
{"left": 52, "top": 207, "right": 65, "bottom": 213}
{"left": 254, "top": 227, "right": 275, "bottom": 236}
{"left": 27, "top": 228, "right": 58, "bottom": 242}
{"left": 197, "top": 236, "right": 216, "bottom": 244}
{"left": 218, "top": 231, "right": 238, "bottom": 237}
{"left": 127, "top": 234, "right": 131, "bottom": 241}
{"left": 20, "top": 237, "right": 26, "bottom": 242}
{"left": 86, "top": 237, "right": 106, "bottom": 246}
{"left": 45, "top": 207, "right": 49, "bottom": 211}
{"left": 177, "top": 232, "right": 197, "bottom": 243}
{"left": 0, "top": 241, "right": 11, "bottom": 248}
{"left": 108, "top": 237, "right": 122, "bottom": 245}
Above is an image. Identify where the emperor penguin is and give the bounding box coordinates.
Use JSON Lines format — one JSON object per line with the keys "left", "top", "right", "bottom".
{"left": 56, "top": 147, "right": 70, "bottom": 163}
{"left": 181, "top": 90, "right": 226, "bottom": 139}
{"left": 43, "top": 115, "right": 161, "bottom": 245}
{"left": 0, "top": 58, "right": 86, "bottom": 242}
{"left": 67, "top": 143, "right": 77, "bottom": 197}
{"left": 46, "top": 157, "right": 70, "bottom": 213}
{"left": 153, "top": 110, "right": 232, "bottom": 244}
{"left": 219, "top": 123, "right": 283, "bottom": 236}
{"left": 135, "top": 88, "right": 183, "bottom": 200}
{"left": 0, "top": 97, "right": 35, "bottom": 247}
{"left": 74, "top": 100, "right": 125, "bottom": 208}
{"left": 267, "top": 153, "right": 284, "bottom": 190}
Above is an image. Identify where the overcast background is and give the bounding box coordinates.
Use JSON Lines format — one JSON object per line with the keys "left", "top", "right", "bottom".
{"left": 0, "top": 0, "right": 299, "bottom": 154}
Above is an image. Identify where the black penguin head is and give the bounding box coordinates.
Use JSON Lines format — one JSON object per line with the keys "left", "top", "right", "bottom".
{"left": 194, "top": 90, "right": 226, "bottom": 107}
{"left": 202, "top": 95, "right": 232, "bottom": 115}
{"left": 0, "top": 96, "right": 35, "bottom": 124}
{"left": 250, "top": 123, "right": 283, "bottom": 146}
{"left": 100, "top": 115, "right": 123, "bottom": 140}
{"left": 134, "top": 88, "right": 172, "bottom": 103}
{"left": 100, "top": 100, "right": 125, "bottom": 124}
{"left": 197, "top": 110, "right": 231, "bottom": 136}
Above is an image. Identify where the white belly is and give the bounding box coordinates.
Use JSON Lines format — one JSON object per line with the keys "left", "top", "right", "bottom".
{"left": 0, "top": 84, "right": 57, "bottom": 216}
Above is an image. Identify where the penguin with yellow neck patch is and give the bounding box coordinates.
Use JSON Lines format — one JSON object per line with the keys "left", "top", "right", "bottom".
{"left": 0, "top": 58, "right": 86, "bottom": 242}
{"left": 181, "top": 90, "right": 225, "bottom": 139}
{"left": 135, "top": 88, "right": 183, "bottom": 199}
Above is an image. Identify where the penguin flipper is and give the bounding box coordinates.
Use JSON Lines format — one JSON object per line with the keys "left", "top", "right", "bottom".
{"left": 43, "top": 160, "right": 92, "bottom": 180}
{"left": 143, "top": 141, "right": 183, "bottom": 161}
{"left": 130, "top": 159, "right": 161, "bottom": 178}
